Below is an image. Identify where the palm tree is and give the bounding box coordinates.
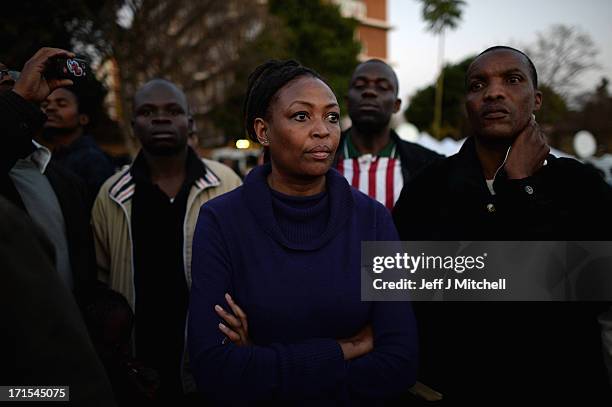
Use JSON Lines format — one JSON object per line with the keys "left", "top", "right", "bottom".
{"left": 418, "top": 0, "right": 465, "bottom": 139}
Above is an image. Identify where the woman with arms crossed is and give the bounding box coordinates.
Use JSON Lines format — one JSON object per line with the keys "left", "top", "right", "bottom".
{"left": 188, "top": 60, "right": 417, "bottom": 405}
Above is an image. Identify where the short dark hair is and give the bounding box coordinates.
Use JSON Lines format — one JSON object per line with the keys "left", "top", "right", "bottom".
{"left": 475, "top": 46, "right": 538, "bottom": 89}
{"left": 60, "top": 83, "right": 105, "bottom": 120}
{"left": 55, "top": 85, "right": 99, "bottom": 132}
{"left": 58, "top": 86, "right": 83, "bottom": 113}
{"left": 354, "top": 59, "right": 400, "bottom": 96}
{"left": 243, "top": 59, "right": 325, "bottom": 142}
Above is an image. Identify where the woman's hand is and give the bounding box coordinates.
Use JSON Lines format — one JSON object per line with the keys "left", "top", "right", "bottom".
{"left": 338, "top": 324, "right": 373, "bottom": 360}
{"left": 215, "top": 293, "right": 251, "bottom": 346}
{"left": 215, "top": 297, "right": 374, "bottom": 360}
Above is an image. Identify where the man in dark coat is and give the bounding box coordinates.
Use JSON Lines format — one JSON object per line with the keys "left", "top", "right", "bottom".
{"left": 393, "top": 46, "right": 612, "bottom": 404}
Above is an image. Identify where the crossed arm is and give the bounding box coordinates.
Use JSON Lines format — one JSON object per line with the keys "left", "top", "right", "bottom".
{"left": 215, "top": 292, "right": 374, "bottom": 361}
{"left": 187, "top": 205, "right": 418, "bottom": 403}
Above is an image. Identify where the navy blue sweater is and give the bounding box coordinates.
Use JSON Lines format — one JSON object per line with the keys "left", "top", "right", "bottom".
{"left": 188, "top": 164, "right": 417, "bottom": 405}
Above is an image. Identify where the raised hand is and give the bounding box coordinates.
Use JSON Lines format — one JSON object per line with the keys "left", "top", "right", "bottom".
{"left": 13, "top": 47, "right": 75, "bottom": 103}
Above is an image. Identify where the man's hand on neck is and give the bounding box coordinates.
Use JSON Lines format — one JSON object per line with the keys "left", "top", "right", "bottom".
{"left": 503, "top": 118, "right": 549, "bottom": 179}
{"left": 474, "top": 118, "right": 550, "bottom": 180}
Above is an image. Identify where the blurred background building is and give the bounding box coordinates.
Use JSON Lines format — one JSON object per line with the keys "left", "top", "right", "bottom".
{"left": 332, "top": 0, "right": 391, "bottom": 61}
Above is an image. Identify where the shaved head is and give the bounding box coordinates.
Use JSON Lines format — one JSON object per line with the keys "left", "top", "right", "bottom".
{"left": 131, "top": 78, "right": 190, "bottom": 156}
{"left": 352, "top": 59, "right": 399, "bottom": 97}
{"left": 133, "top": 79, "right": 188, "bottom": 112}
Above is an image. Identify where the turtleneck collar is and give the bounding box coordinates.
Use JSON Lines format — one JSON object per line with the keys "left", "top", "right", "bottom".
{"left": 243, "top": 163, "right": 354, "bottom": 251}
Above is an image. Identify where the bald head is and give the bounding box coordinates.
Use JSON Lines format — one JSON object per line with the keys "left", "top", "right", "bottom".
{"left": 352, "top": 59, "right": 399, "bottom": 97}
{"left": 133, "top": 79, "right": 188, "bottom": 112}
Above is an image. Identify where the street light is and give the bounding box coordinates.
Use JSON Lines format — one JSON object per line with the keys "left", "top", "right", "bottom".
{"left": 235, "top": 139, "right": 250, "bottom": 149}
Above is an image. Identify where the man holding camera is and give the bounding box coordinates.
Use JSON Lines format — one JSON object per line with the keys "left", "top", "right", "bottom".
{"left": 0, "top": 47, "right": 116, "bottom": 406}
{"left": 0, "top": 47, "right": 97, "bottom": 304}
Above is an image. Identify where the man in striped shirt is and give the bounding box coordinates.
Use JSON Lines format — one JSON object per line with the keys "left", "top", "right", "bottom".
{"left": 334, "top": 59, "right": 441, "bottom": 210}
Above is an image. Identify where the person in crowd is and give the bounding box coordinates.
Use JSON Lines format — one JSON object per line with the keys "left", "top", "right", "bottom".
{"left": 0, "top": 195, "right": 117, "bottom": 406}
{"left": 38, "top": 84, "right": 116, "bottom": 201}
{"left": 91, "top": 78, "right": 241, "bottom": 403}
{"left": 0, "top": 48, "right": 97, "bottom": 305}
{"left": 393, "top": 46, "right": 612, "bottom": 240}
{"left": 334, "top": 59, "right": 441, "bottom": 210}
{"left": 393, "top": 46, "right": 612, "bottom": 403}
{"left": 188, "top": 59, "right": 418, "bottom": 404}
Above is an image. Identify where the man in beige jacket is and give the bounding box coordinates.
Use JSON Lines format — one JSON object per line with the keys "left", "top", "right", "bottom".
{"left": 92, "top": 79, "right": 241, "bottom": 403}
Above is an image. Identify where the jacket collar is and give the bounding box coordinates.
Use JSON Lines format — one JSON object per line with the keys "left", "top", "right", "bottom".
{"left": 108, "top": 150, "right": 221, "bottom": 205}
{"left": 451, "top": 136, "right": 558, "bottom": 193}
{"left": 52, "top": 134, "right": 95, "bottom": 160}
{"left": 337, "top": 127, "right": 400, "bottom": 158}
{"left": 338, "top": 127, "right": 399, "bottom": 159}
{"left": 445, "top": 136, "right": 493, "bottom": 197}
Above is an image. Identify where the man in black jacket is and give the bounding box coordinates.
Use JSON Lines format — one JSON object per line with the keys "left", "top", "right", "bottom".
{"left": 393, "top": 46, "right": 612, "bottom": 404}
{"left": 394, "top": 46, "right": 612, "bottom": 240}
{"left": 0, "top": 47, "right": 97, "bottom": 305}
{"left": 334, "top": 59, "right": 441, "bottom": 211}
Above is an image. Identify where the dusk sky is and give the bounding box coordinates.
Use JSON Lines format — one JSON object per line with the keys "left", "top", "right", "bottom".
{"left": 388, "top": 0, "right": 612, "bottom": 107}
